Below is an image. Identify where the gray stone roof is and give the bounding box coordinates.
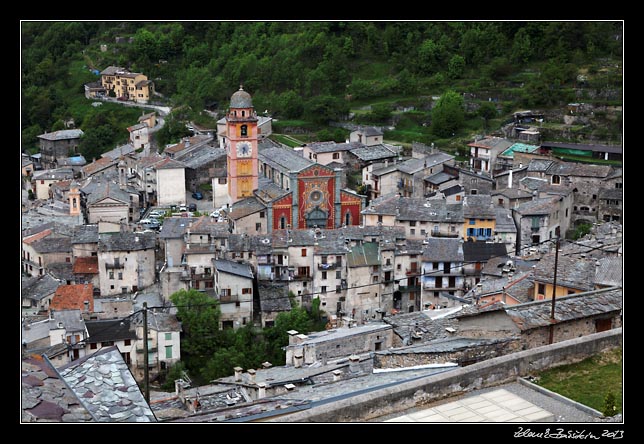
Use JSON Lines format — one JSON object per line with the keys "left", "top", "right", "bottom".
{"left": 22, "top": 274, "right": 60, "bottom": 301}
{"left": 155, "top": 157, "right": 186, "bottom": 170}
{"left": 362, "top": 195, "right": 463, "bottom": 223}
{"left": 421, "top": 238, "right": 463, "bottom": 262}
{"left": 599, "top": 187, "right": 623, "bottom": 201}
{"left": 85, "top": 180, "right": 131, "bottom": 205}
{"left": 22, "top": 355, "right": 94, "bottom": 422}
{"left": 57, "top": 346, "right": 157, "bottom": 422}
{"left": 258, "top": 145, "right": 314, "bottom": 173}
{"left": 72, "top": 224, "right": 99, "bottom": 244}
{"left": 505, "top": 287, "right": 622, "bottom": 331}
{"left": 594, "top": 256, "right": 623, "bottom": 287}
{"left": 494, "top": 207, "right": 517, "bottom": 233}
{"left": 294, "top": 323, "right": 392, "bottom": 346}
{"left": 545, "top": 161, "right": 614, "bottom": 178}
{"left": 383, "top": 310, "right": 460, "bottom": 344}
{"left": 258, "top": 283, "right": 291, "bottom": 312}
{"left": 347, "top": 242, "right": 380, "bottom": 267}
{"left": 31, "top": 236, "right": 72, "bottom": 254}
{"left": 271, "top": 229, "right": 317, "bottom": 248}
{"left": 462, "top": 242, "right": 508, "bottom": 263}
{"left": 38, "top": 129, "right": 84, "bottom": 141}
{"left": 457, "top": 168, "right": 494, "bottom": 182}
{"left": 533, "top": 254, "right": 595, "bottom": 291}
{"left": 424, "top": 171, "right": 455, "bottom": 185}
{"left": 527, "top": 159, "right": 555, "bottom": 173}
{"left": 255, "top": 177, "right": 290, "bottom": 202}
{"left": 215, "top": 259, "right": 254, "bottom": 279}
{"left": 50, "top": 309, "right": 86, "bottom": 333}
{"left": 378, "top": 336, "right": 512, "bottom": 356}
{"left": 131, "top": 311, "right": 183, "bottom": 332}
{"left": 86, "top": 319, "right": 137, "bottom": 343}
{"left": 463, "top": 194, "right": 495, "bottom": 219}
{"left": 465, "top": 270, "right": 534, "bottom": 303}
{"left": 47, "top": 262, "right": 75, "bottom": 282}
{"left": 33, "top": 168, "right": 74, "bottom": 181}
{"left": 373, "top": 155, "right": 445, "bottom": 176}
{"left": 349, "top": 144, "right": 398, "bottom": 162}
{"left": 355, "top": 126, "right": 383, "bottom": 137}
{"left": 159, "top": 217, "right": 198, "bottom": 239}
{"left": 229, "top": 197, "right": 266, "bottom": 220}
{"left": 492, "top": 188, "right": 533, "bottom": 200}
{"left": 307, "top": 141, "right": 362, "bottom": 153}
{"left": 174, "top": 141, "right": 225, "bottom": 169}
{"left": 99, "top": 232, "right": 156, "bottom": 252}
{"left": 227, "top": 233, "right": 273, "bottom": 255}
{"left": 513, "top": 196, "right": 558, "bottom": 216}
{"left": 189, "top": 216, "right": 230, "bottom": 236}
{"left": 468, "top": 136, "right": 513, "bottom": 151}
{"left": 101, "top": 144, "right": 136, "bottom": 160}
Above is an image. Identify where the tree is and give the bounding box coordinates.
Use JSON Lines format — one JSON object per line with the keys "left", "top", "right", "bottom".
{"left": 478, "top": 102, "right": 498, "bottom": 131}
{"left": 447, "top": 55, "right": 465, "bottom": 79}
{"left": 431, "top": 90, "right": 465, "bottom": 138}
{"left": 170, "top": 289, "right": 223, "bottom": 374}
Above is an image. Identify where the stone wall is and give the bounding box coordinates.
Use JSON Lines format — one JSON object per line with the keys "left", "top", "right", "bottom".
{"left": 373, "top": 337, "right": 521, "bottom": 368}
{"left": 266, "top": 328, "right": 622, "bottom": 422}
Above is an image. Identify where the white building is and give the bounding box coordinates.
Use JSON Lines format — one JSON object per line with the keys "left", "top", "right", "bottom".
{"left": 155, "top": 158, "right": 187, "bottom": 206}
{"left": 97, "top": 232, "right": 156, "bottom": 296}
{"left": 214, "top": 259, "right": 254, "bottom": 329}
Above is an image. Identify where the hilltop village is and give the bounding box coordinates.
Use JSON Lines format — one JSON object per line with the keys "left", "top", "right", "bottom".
{"left": 22, "top": 80, "right": 622, "bottom": 423}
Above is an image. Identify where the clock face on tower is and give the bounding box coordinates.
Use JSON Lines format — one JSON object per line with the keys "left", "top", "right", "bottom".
{"left": 237, "top": 141, "right": 252, "bottom": 157}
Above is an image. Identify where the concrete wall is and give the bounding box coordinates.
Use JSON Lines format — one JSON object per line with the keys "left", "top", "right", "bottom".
{"left": 267, "top": 328, "right": 622, "bottom": 422}
{"left": 157, "top": 168, "right": 186, "bottom": 206}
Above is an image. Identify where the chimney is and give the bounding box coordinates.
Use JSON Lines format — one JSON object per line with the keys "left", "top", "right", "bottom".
{"left": 284, "top": 383, "right": 296, "bottom": 392}
{"left": 295, "top": 333, "right": 308, "bottom": 344}
{"left": 257, "top": 382, "right": 267, "bottom": 399}
{"left": 83, "top": 300, "right": 90, "bottom": 313}
{"left": 348, "top": 355, "right": 360, "bottom": 373}
{"left": 293, "top": 352, "right": 303, "bottom": 368}
{"left": 261, "top": 361, "right": 272, "bottom": 369}
{"left": 332, "top": 370, "right": 342, "bottom": 382}
{"left": 508, "top": 169, "right": 513, "bottom": 189}
{"left": 233, "top": 366, "right": 243, "bottom": 382}
{"left": 246, "top": 368, "right": 256, "bottom": 384}
{"left": 287, "top": 330, "right": 299, "bottom": 345}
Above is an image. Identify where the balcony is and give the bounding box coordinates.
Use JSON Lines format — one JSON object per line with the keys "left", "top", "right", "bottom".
{"left": 292, "top": 274, "right": 312, "bottom": 281}
{"left": 318, "top": 262, "right": 341, "bottom": 270}
{"left": 398, "top": 285, "right": 421, "bottom": 293}
{"left": 219, "top": 294, "right": 246, "bottom": 303}
{"left": 191, "top": 272, "right": 213, "bottom": 280}
{"left": 136, "top": 346, "right": 157, "bottom": 353}
{"left": 136, "top": 360, "right": 158, "bottom": 369}
{"left": 405, "top": 268, "right": 419, "bottom": 276}
{"left": 105, "top": 262, "right": 125, "bottom": 270}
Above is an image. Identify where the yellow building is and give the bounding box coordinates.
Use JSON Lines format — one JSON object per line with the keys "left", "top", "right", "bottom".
{"left": 100, "top": 66, "right": 154, "bottom": 103}
{"left": 532, "top": 254, "right": 595, "bottom": 301}
{"left": 463, "top": 194, "right": 496, "bottom": 241}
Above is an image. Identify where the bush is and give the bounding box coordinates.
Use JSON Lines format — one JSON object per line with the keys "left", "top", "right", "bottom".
{"left": 603, "top": 391, "right": 617, "bottom": 417}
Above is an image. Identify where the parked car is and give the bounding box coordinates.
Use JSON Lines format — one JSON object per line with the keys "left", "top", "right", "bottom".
{"left": 210, "top": 210, "right": 220, "bottom": 218}
{"left": 188, "top": 203, "right": 197, "bottom": 212}
{"left": 179, "top": 205, "right": 188, "bottom": 212}
{"left": 149, "top": 210, "right": 165, "bottom": 218}
{"left": 192, "top": 191, "right": 203, "bottom": 200}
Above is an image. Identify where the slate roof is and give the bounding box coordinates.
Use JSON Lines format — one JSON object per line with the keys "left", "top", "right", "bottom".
{"left": 31, "top": 236, "right": 73, "bottom": 254}
{"left": 189, "top": 215, "right": 230, "bottom": 236}
{"left": 465, "top": 270, "right": 534, "bottom": 302}
{"left": 127, "top": 123, "right": 147, "bottom": 132}
{"left": 395, "top": 238, "right": 426, "bottom": 255}
{"left": 505, "top": 287, "right": 622, "bottom": 331}
{"left": 51, "top": 284, "right": 94, "bottom": 312}
{"left": 22, "top": 274, "right": 60, "bottom": 301}
{"left": 421, "top": 238, "right": 463, "bottom": 262}
{"left": 467, "top": 136, "right": 513, "bottom": 152}
{"left": 307, "top": 141, "right": 362, "bottom": 153}
{"left": 457, "top": 168, "right": 494, "bottom": 182}
{"left": 85, "top": 180, "right": 131, "bottom": 205}
{"left": 599, "top": 187, "right": 623, "bottom": 201}
{"left": 85, "top": 319, "right": 137, "bottom": 343}
{"left": 23, "top": 228, "right": 53, "bottom": 245}
{"left": 227, "top": 233, "right": 273, "bottom": 255}
{"left": 258, "top": 283, "right": 291, "bottom": 312}
{"left": 57, "top": 346, "right": 157, "bottom": 422}
{"left": 373, "top": 155, "right": 449, "bottom": 176}
{"left": 159, "top": 217, "right": 197, "bottom": 239}
{"left": 22, "top": 355, "right": 94, "bottom": 422}
{"left": 72, "top": 224, "right": 99, "bottom": 244}
{"left": 228, "top": 197, "right": 266, "bottom": 220}
{"left": 545, "top": 161, "right": 613, "bottom": 178}
{"left": 47, "top": 262, "right": 76, "bottom": 283}
{"left": 533, "top": 254, "right": 596, "bottom": 291}
{"left": 136, "top": 153, "right": 166, "bottom": 168}
{"left": 347, "top": 242, "right": 380, "bottom": 267}
{"left": 527, "top": 159, "right": 556, "bottom": 173}
{"left": 513, "top": 196, "right": 558, "bottom": 216}
{"left": 154, "top": 157, "right": 186, "bottom": 170}
{"left": 383, "top": 310, "right": 459, "bottom": 344}
{"left": 255, "top": 177, "right": 290, "bottom": 202}
{"left": 101, "top": 144, "right": 136, "bottom": 160}
{"left": 230, "top": 87, "right": 253, "bottom": 108}
{"left": 362, "top": 195, "right": 463, "bottom": 223}
{"left": 33, "top": 168, "right": 74, "bottom": 181}
{"left": 424, "top": 171, "right": 456, "bottom": 185}
{"left": 494, "top": 207, "right": 517, "bottom": 233}
{"left": 492, "top": 188, "right": 533, "bottom": 200}
{"left": 594, "top": 256, "right": 623, "bottom": 287}
{"left": 98, "top": 232, "right": 156, "bottom": 251}
{"left": 176, "top": 144, "right": 226, "bottom": 169}
{"left": 349, "top": 144, "right": 398, "bottom": 162}
{"left": 463, "top": 194, "right": 495, "bottom": 219}
{"left": 82, "top": 157, "right": 117, "bottom": 176}
{"left": 100, "top": 66, "right": 124, "bottom": 76}
{"left": 271, "top": 229, "right": 317, "bottom": 248}
{"left": 258, "top": 145, "right": 314, "bottom": 173}
{"left": 215, "top": 259, "right": 254, "bottom": 279}
{"left": 293, "top": 323, "right": 392, "bottom": 346}
{"left": 38, "top": 129, "right": 84, "bottom": 141}
{"left": 50, "top": 309, "right": 86, "bottom": 333}
{"left": 355, "top": 126, "right": 383, "bottom": 137}
{"left": 462, "top": 242, "right": 508, "bottom": 263}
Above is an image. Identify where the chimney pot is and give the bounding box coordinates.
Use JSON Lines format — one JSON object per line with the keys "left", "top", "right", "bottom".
{"left": 246, "top": 368, "right": 256, "bottom": 384}
{"left": 233, "top": 366, "right": 243, "bottom": 382}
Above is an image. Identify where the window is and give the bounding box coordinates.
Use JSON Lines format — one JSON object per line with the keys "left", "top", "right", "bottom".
{"left": 240, "top": 125, "right": 248, "bottom": 137}
{"left": 471, "top": 189, "right": 478, "bottom": 195}
{"left": 242, "top": 288, "right": 252, "bottom": 294}
{"left": 377, "top": 215, "right": 383, "bottom": 223}
{"left": 90, "top": 343, "right": 97, "bottom": 350}
{"left": 410, "top": 229, "right": 415, "bottom": 235}
{"left": 537, "top": 283, "right": 545, "bottom": 295}
{"left": 615, "top": 183, "right": 622, "bottom": 189}
{"left": 218, "top": 177, "right": 227, "bottom": 184}
{"left": 409, "top": 292, "right": 415, "bottom": 301}
{"left": 109, "top": 271, "right": 114, "bottom": 280}
{"left": 469, "top": 219, "right": 476, "bottom": 225}
{"left": 256, "top": 222, "right": 262, "bottom": 231}
{"left": 420, "top": 229, "right": 426, "bottom": 236}
{"left": 332, "top": 153, "right": 340, "bottom": 159}
{"left": 397, "top": 264, "right": 401, "bottom": 270}
{"left": 205, "top": 281, "right": 213, "bottom": 288}
{"left": 471, "top": 178, "right": 478, "bottom": 184}
{"left": 165, "top": 345, "right": 173, "bottom": 359}
{"left": 372, "top": 276, "right": 379, "bottom": 283}
{"left": 301, "top": 248, "right": 307, "bottom": 257}
{"left": 409, "top": 221, "right": 416, "bottom": 227}
{"left": 259, "top": 211, "right": 265, "bottom": 218}
{"left": 592, "top": 194, "right": 597, "bottom": 200}
{"left": 336, "top": 270, "right": 341, "bottom": 279}
{"left": 322, "top": 271, "right": 327, "bottom": 280}
{"left": 336, "top": 285, "right": 341, "bottom": 293}
{"left": 101, "top": 341, "right": 114, "bottom": 347}
{"left": 118, "top": 272, "right": 123, "bottom": 280}
{"left": 321, "top": 286, "right": 327, "bottom": 293}
{"left": 552, "top": 175, "right": 561, "bottom": 185}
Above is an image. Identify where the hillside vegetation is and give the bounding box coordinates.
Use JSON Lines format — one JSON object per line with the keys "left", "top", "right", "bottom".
{"left": 21, "top": 21, "right": 623, "bottom": 157}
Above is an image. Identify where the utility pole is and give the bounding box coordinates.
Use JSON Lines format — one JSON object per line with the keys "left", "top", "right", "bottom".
{"left": 143, "top": 302, "right": 150, "bottom": 403}
{"left": 548, "top": 237, "right": 560, "bottom": 344}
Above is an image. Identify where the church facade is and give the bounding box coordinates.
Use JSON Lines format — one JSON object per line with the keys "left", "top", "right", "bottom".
{"left": 224, "top": 87, "right": 364, "bottom": 232}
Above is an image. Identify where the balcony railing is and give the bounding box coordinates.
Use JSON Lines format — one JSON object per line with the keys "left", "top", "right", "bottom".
{"left": 136, "top": 346, "right": 157, "bottom": 353}
{"left": 398, "top": 285, "right": 421, "bottom": 293}
{"left": 292, "top": 274, "right": 312, "bottom": 281}
{"left": 405, "top": 268, "right": 419, "bottom": 276}
{"left": 105, "top": 262, "right": 125, "bottom": 270}
{"left": 318, "top": 262, "right": 341, "bottom": 270}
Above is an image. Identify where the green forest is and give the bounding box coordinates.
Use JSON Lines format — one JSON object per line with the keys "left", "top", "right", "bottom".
{"left": 22, "top": 21, "right": 622, "bottom": 158}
